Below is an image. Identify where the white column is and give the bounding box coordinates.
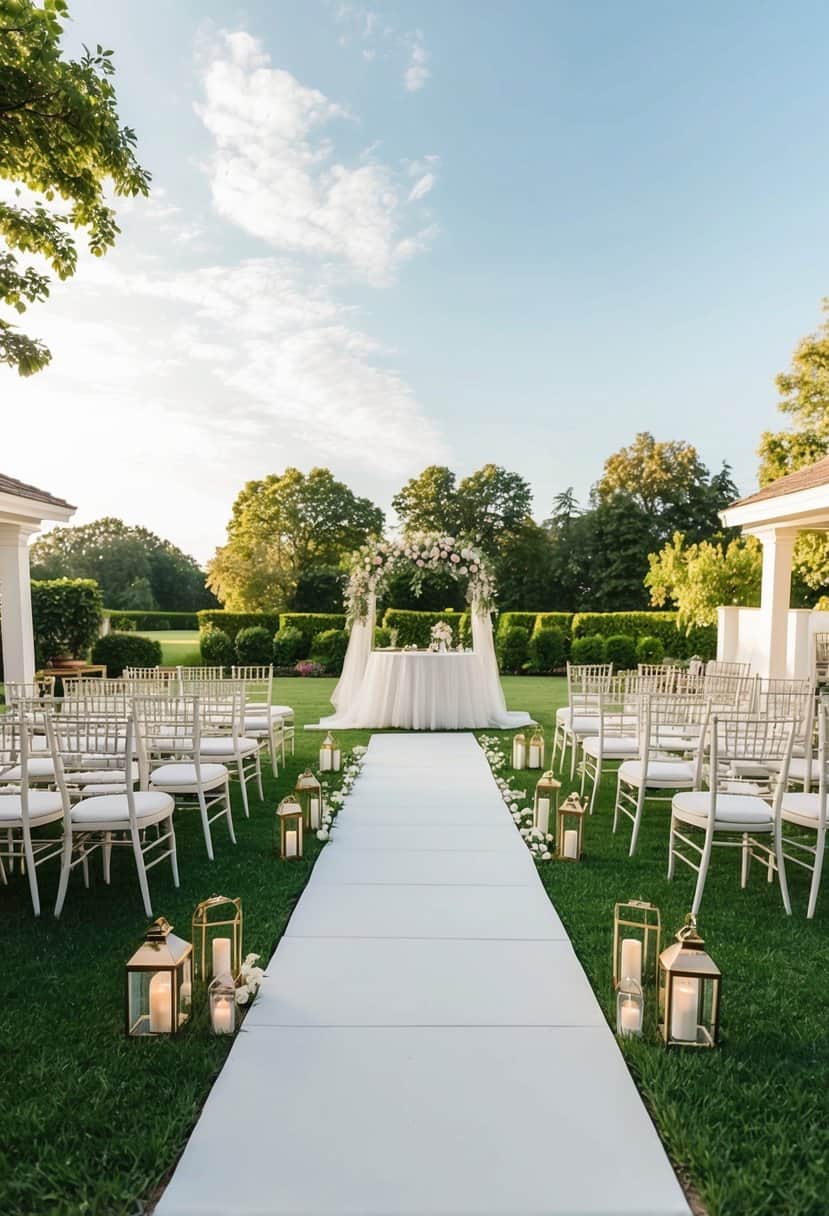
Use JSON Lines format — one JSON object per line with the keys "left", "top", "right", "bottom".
{"left": 717, "top": 605, "right": 740, "bottom": 662}
{"left": 0, "top": 523, "right": 38, "bottom": 684}
{"left": 754, "top": 527, "right": 798, "bottom": 679}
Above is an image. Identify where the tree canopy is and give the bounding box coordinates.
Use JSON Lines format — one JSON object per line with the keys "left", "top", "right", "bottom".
{"left": 392, "top": 463, "right": 533, "bottom": 555}
{"left": 30, "top": 517, "right": 215, "bottom": 611}
{"left": 207, "top": 468, "right": 384, "bottom": 611}
{"left": 646, "top": 532, "right": 762, "bottom": 630}
{"left": 0, "top": 0, "right": 149, "bottom": 374}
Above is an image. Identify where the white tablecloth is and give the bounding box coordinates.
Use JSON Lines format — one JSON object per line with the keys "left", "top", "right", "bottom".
{"left": 315, "top": 651, "right": 532, "bottom": 731}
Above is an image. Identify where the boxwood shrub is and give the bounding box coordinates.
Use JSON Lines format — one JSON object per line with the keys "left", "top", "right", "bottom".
{"left": 279, "top": 613, "right": 347, "bottom": 654}
{"left": 235, "top": 626, "right": 273, "bottom": 666}
{"left": 91, "top": 633, "right": 162, "bottom": 677}
{"left": 310, "top": 628, "right": 349, "bottom": 675}
{"left": 497, "top": 625, "right": 530, "bottom": 673}
{"left": 381, "top": 609, "right": 465, "bottom": 648}
{"left": 273, "top": 626, "right": 305, "bottom": 666}
{"left": 570, "top": 634, "right": 607, "bottom": 664}
{"left": 199, "top": 627, "right": 234, "bottom": 668}
{"left": 527, "top": 626, "right": 567, "bottom": 673}
{"left": 636, "top": 635, "right": 665, "bottom": 663}
{"left": 603, "top": 634, "right": 637, "bottom": 671}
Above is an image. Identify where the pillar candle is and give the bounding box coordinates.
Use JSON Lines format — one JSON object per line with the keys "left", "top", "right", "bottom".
{"left": 563, "top": 829, "right": 579, "bottom": 859}
{"left": 211, "top": 995, "right": 235, "bottom": 1036}
{"left": 670, "top": 978, "right": 699, "bottom": 1042}
{"left": 528, "top": 743, "right": 542, "bottom": 768}
{"left": 285, "top": 829, "right": 298, "bottom": 858}
{"left": 148, "top": 972, "right": 172, "bottom": 1033}
{"left": 320, "top": 750, "right": 331, "bottom": 772}
{"left": 535, "top": 797, "right": 550, "bottom": 834}
{"left": 620, "top": 938, "right": 642, "bottom": 987}
{"left": 512, "top": 740, "right": 526, "bottom": 770}
{"left": 212, "top": 937, "right": 231, "bottom": 979}
{"left": 309, "top": 797, "right": 321, "bottom": 829}
{"left": 332, "top": 749, "right": 341, "bottom": 771}
{"left": 619, "top": 998, "right": 642, "bottom": 1036}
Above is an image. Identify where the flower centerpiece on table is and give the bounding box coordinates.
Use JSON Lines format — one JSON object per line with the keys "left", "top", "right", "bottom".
{"left": 429, "top": 621, "right": 454, "bottom": 652}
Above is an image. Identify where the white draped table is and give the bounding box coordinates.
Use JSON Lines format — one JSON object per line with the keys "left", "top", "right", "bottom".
{"left": 314, "top": 649, "right": 533, "bottom": 731}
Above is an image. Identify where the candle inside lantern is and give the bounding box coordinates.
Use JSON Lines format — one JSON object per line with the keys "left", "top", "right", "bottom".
{"left": 671, "top": 978, "right": 699, "bottom": 1042}
{"left": 211, "top": 995, "right": 235, "bottom": 1036}
{"left": 212, "top": 937, "right": 231, "bottom": 979}
{"left": 619, "top": 998, "right": 642, "bottom": 1037}
{"left": 309, "top": 797, "right": 321, "bottom": 829}
{"left": 620, "top": 938, "right": 642, "bottom": 987}
{"left": 562, "top": 829, "right": 579, "bottom": 859}
{"left": 528, "top": 743, "right": 541, "bottom": 768}
{"left": 535, "top": 797, "right": 550, "bottom": 834}
{"left": 285, "top": 829, "right": 298, "bottom": 858}
{"left": 332, "top": 748, "right": 341, "bottom": 771}
{"left": 512, "top": 739, "right": 526, "bottom": 770}
{"left": 320, "top": 749, "right": 331, "bottom": 772}
{"left": 148, "top": 972, "right": 172, "bottom": 1033}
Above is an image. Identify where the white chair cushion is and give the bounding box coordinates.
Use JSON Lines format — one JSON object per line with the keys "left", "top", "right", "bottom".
{"left": 80, "top": 782, "right": 128, "bottom": 796}
{"left": 619, "top": 760, "right": 694, "bottom": 788}
{"left": 0, "top": 790, "right": 64, "bottom": 822}
{"left": 199, "top": 737, "right": 259, "bottom": 758}
{"left": 71, "top": 791, "right": 174, "bottom": 825}
{"left": 781, "top": 792, "right": 823, "bottom": 825}
{"left": 64, "top": 764, "right": 138, "bottom": 785}
{"left": 582, "top": 735, "right": 639, "bottom": 759}
{"left": 151, "top": 763, "right": 228, "bottom": 786}
{"left": 673, "top": 791, "right": 774, "bottom": 829}
{"left": 270, "top": 705, "right": 294, "bottom": 716}
{"left": 1, "top": 758, "right": 56, "bottom": 781}
{"left": 244, "top": 717, "right": 277, "bottom": 733}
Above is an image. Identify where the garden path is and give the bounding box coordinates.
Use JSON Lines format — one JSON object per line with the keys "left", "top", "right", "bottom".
{"left": 156, "top": 733, "right": 689, "bottom": 1216}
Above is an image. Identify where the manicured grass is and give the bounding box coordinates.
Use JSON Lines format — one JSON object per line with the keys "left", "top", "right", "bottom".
{"left": 2, "top": 676, "right": 828, "bottom": 1215}
{"left": 135, "top": 629, "right": 201, "bottom": 666}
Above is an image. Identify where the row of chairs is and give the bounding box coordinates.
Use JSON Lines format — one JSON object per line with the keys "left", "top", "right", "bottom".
{"left": 1, "top": 671, "right": 295, "bottom": 919}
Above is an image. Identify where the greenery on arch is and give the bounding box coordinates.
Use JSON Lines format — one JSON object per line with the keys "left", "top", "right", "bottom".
{"left": 344, "top": 532, "right": 497, "bottom": 624}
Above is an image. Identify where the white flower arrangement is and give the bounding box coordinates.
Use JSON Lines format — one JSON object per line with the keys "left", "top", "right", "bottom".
{"left": 309, "top": 747, "right": 368, "bottom": 848}
{"left": 344, "top": 531, "right": 497, "bottom": 625}
{"left": 478, "top": 734, "right": 554, "bottom": 863}
{"left": 429, "top": 620, "right": 454, "bottom": 651}
{"left": 235, "top": 953, "right": 265, "bottom": 1006}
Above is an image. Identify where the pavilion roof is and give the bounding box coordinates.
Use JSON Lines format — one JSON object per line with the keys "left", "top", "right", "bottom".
{"left": 730, "top": 455, "right": 829, "bottom": 509}
{"left": 0, "top": 473, "right": 75, "bottom": 512}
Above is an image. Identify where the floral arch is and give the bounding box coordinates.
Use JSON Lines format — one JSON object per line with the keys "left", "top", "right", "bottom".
{"left": 344, "top": 532, "right": 497, "bottom": 625}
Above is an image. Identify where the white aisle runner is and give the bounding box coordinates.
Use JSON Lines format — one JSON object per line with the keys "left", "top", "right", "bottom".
{"left": 157, "top": 734, "right": 689, "bottom": 1216}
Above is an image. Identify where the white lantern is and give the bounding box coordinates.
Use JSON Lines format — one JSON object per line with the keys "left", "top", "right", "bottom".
{"left": 512, "top": 732, "right": 527, "bottom": 770}
{"left": 319, "top": 732, "right": 341, "bottom": 773}
{"left": 209, "top": 972, "right": 237, "bottom": 1035}
{"left": 527, "top": 728, "right": 544, "bottom": 769}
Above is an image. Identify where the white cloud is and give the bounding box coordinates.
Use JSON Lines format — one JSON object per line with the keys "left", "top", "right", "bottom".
{"left": 403, "top": 32, "right": 430, "bottom": 92}
{"left": 408, "top": 173, "right": 436, "bottom": 202}
{"left": 195, "top": 30, "right": 434, "bottom": 284}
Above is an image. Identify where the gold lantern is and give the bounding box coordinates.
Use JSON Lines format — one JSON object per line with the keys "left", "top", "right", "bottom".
{"left": 295, "top": 768, "right": 323, "bottom": 830}
{"left": 192, "top": 895, "right": 243, "bottom": 984}
{"left": 125, "top": 917, "right": 192, "bottom": 1037}
{"left": 556, "top": 791, "right": 586, "bottom": 861}
{"left": 275, "top": 794, "right": 304, "bottom": 860}
{"left": 533, "top": 771, "right": 561, "bottom": 835}
{"left": 658, "top": 914, "right": 721, "bottom": 1048}
{"left": 208, "top": 973, "right": 237, "bottom": 1036}
{"left": 511, "top": 732, "right": 527, "bottom": 770}
{"left": 527, "top": 727, "right": 545, "bottom": 770}
{"left": 613, "top": 900, "right": 661, "bottom": 991}
{"left": 319, "top": 732, "right": 341, "bottom": 773}
{"left": 616, "top": 976, "right": 644, "bottom": 1038}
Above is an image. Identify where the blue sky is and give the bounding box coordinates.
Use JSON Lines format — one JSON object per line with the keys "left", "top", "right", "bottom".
{"left": 4, "top": 0, "right": 829, "bottom": 561}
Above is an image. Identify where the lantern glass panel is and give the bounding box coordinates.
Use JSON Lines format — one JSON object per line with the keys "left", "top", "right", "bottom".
{"left": 616, "top": 977, "right": 644, "bottom": 1038}
{"left": 295, "top": 769, "right": 322, "bottom": 829}
{"left": 533, "top": 772, "right": 560, "bottom": 835}
{"left": 556, "top": 794, "right": 586, "bottom": 861}
{"left": 276, "top": 796, "right": 304, "bottom": 859}
{"left": 125, "top": 918, "right": 192, "bottom": 1036}
{"left": 527, "top": 729, "right": 544, "bottom": 770}
{"left": 512, "top": 733, "right": 527, "bottom": 770}
{"left": 209, "top": 974, "right": 237, "bottom": 1036}
{"left": 658, "top": 916, "right": 721, "bottom": 1048}
{"left": 613, "top": 901, "right": 661, "bottom": 990}
{"left": 192, "top": 896, "right": 243, "bottom": 984}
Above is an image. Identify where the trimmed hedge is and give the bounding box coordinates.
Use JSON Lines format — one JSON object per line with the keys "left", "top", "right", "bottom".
{"left": 571, "top": 612, "right": 716, "bottom": 660}
{"left": 91, "top": 633, "right": 162, "bottom": 677}
{"left": 279, "top": 613, "right": 347, "bottom": 653}
{"left": 381, "top": 609, "right": 465, "bottom": 648}
{"left": 603, "top": 634, "right": 637, "bottom": 671}
{"left": 497, "top": 612, "right": 539, "bottom": 638}
{"left": 32, "top": 579, "right": 103, "bottom": 665}
{"left": 197, "top": 611, "right": 280, "bottom": 644}
{"left": 459, "top": 611, "right": 472, "bottom": 649}
{"left": 107, "top": 610, "right": 200, "bottom": 631}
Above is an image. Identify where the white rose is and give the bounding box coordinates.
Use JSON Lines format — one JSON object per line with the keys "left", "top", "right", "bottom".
{"left": 316, "top": 829, "right": 329, "bottom": 841}
{"left": 541, "top": 851, "right": 552, "bottom": 861}
{"left": 235, "top": 984, "right": 250, "bottom": 1006}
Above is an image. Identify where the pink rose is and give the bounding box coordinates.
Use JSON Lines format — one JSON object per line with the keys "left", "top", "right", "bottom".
{"left": 417, "top": 559, "right": 425, "bottom": 567}
{"left": 373, "top": 556, "right": 383, "bottom": 565}
{"left": 440, "top": 550, "right": 448, "bottom": 559}
{"left": 450, "top": 553, "right": 460, "bottom": 563}
{"left": 470, "top": 563, "right": 478, "bottom": 573}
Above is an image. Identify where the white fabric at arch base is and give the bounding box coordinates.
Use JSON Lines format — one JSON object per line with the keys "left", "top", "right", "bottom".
{"left": 308, "top": 600, "right": 533, "bottom": 731}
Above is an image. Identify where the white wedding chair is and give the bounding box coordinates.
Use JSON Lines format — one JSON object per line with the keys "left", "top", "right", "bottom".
{"left": 705, "top": 660, "right": 752, "bottom": 678}
{"left": 669, "top": 714, "right": 796, "bottom": 915}
{"left": 192, "top": 681, "right": 263, "bottom": 817}
{"left": 636, "top": 665, "right": 680, "bottom": 693}
{"left": 0, "top": 708, "right": 69, "bottom": 916}
{"left": 780, "top": 702, "right": 829, "bottom": 918}
{"left": 579, "top": 677, "right": 640, "bottom": 814}
{"left": 553, "top": 663, "right": 614, "bottom": 778}
{"left": 132, "top": 694, "right": 235, "bottom": 861}
{"left": 613, "top": 694, "right": 710, "bottom": 856}
{"left": 232, "top": 664, "right": 294, "bottom": 773}
{"left": 756, "top": 679, "right": 815, "bottom": 791}
{"left": 54, "top": 714, "right": 178, "bottom": 919}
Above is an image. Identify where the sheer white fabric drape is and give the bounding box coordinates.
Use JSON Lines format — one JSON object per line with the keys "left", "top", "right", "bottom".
{"left": 330, "top": 593, "right": 376, "bottom": 711}
{"left": 471, "top": 601, "right": 533, "bottom": 728}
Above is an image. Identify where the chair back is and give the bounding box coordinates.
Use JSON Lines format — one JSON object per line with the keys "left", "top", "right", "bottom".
{"left": 706, "top": 660, "right": 752, "bottom": 678}
{"left": 132, "top": 694, "right": 203, "bottom": 784}
{"left": 232, "top": 665, "right": 273, "bottom": 709}
{"left": 638, "top": 693, "right": 710, "bottom": 781}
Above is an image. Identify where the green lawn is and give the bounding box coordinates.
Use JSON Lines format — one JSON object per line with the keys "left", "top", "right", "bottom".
{"left": 2, "top": 676, "right": 828, "bottom": 1215}
{"left": 136, "top": 629, "right": 202, "bottom": 666}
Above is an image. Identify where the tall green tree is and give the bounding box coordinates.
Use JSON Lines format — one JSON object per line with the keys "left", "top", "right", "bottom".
{"left": 391, "top": 466, "right": 459, "bottom": 536}
{"left": 393, "top": 463, "right": 533, "bottom": 555}
{"left": 646, "top": 532, "right": 762, "bottom": 629}
{"left": 0, "top": 0, "right": 149, "bottom": 374}
{"left": 207, "top": 468, "right": 384, "bottom": 611}
{"left": 30, "top": 518, "right": 214, "bottom": 610}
